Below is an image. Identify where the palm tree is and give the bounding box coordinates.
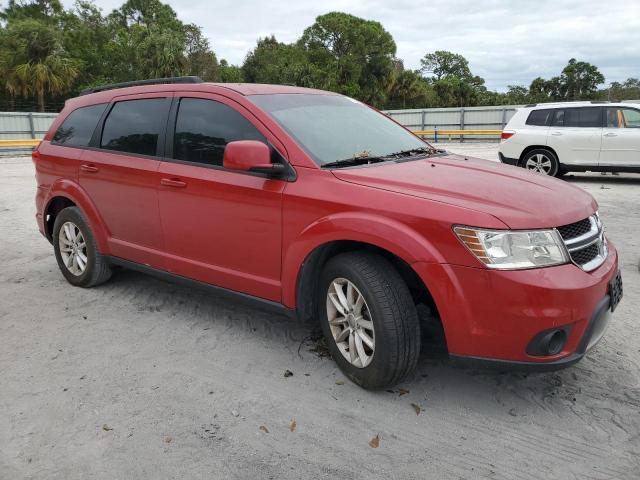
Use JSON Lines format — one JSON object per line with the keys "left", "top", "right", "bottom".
{"left": 2, "top": 19, "right": 79, "bottom": 112}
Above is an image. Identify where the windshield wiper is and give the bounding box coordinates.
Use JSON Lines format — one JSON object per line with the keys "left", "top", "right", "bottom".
{"left": 384, "top": 146, "right": 439, "bottom": 158}
{"left": 321, "top": 146, "right": 439, "bottom": 169}
{"left": 321, "top": 156, "right": 390, "bottom": 169}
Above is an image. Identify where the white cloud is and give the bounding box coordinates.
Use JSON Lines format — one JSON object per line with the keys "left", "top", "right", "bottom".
{"left": 63, "top": 0, "right": 640, "bottom": 90}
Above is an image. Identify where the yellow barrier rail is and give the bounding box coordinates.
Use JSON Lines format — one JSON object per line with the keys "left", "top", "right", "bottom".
{"left": 413, "top": 129, "right": 502, "bottom": 136}
{"left": 0, "top": 139, "right": 41, "bottom": 148}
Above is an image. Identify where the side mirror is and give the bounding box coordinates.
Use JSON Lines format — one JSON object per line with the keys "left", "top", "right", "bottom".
{"left": 223, "top": 140, "right": 285, "bottom": 176}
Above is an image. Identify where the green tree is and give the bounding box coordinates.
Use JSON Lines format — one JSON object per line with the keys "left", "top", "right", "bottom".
{"left": 0, "top": 0, "right": 65, "bottom": 23}
{"left": 418, "top": 50, "right": 488, "bottom": 107}
{"left": 608, "top": 78, "right": 640, "bottom": 101}
{"left": 219, "top": 59, "right": 243, "bottom": 82}
{"left": 61, "top": 1, "right": 113, "bottom": 90}
{"left": 385, "top": 60, "right": 434, "bottom": 109}
{"left": 420, "top": 50, "right": 472, "bottom": 81}
{"left": 528, "top": 76, "right": 561, "bottom": 103}
{"left": 106, "top": 0, "right": 188, "bottom": 80}
{"left": 1, "top": 18, "right": 79, "bottom": 111}
{"left": 559, "top": 58, "right": 605, "bottom": 100}
{"left": 184, "top": 24, "right": 218, "bottom": 80}
{"left": 299, "top": 12, "right": 396, "bottom": 107}
{"left": 430, "top": 76, "right": 479, "bottom": 107}
{"left": 504, "top": 85, "right": 529, "bottom": 104}
{"left": 242, "top": 36, "right": 316, "bottom": 86}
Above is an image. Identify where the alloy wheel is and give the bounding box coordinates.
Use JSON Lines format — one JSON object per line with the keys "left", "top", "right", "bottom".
{"left": 525, "top": 153, "right": 553, "bottom": 174}
{"left": 326, "top": 278, "right": 375, "bottom": 368}
{"left": 58, "top": 221, "right": 88, "bottom": 276}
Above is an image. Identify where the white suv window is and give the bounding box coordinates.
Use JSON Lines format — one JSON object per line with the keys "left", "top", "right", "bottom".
{"left": 606, "top": 107, "right": 640, "bottom": 128}
{"left": 551, "top": 110, "right": 565, "bottom": 126}
{"left": 525, "top": 109, "right": 553, "bottom": 126}
{"left": 547, "top": 107, "right": 602, "bottom": 128}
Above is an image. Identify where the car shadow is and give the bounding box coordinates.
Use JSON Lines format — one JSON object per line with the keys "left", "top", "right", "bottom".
{"left": 105, "top": 267, "right": 636, "bottom": 425}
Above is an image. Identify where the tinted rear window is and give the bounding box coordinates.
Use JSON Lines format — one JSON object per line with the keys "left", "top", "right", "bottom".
{"left": 525, "top": 109, "right": 552, "bottom": 126}
{"left": 564, "top": 107, "right": 602, "bottom": 128}
{"left": 100, "top": 98, "right": 168, "bottom": 156}
{"left": 53, "top": 104, "right": 107, "bottom": 146}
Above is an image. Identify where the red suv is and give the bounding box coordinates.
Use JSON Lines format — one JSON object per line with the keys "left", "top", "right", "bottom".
{"left": 33, "top": 77, "right": 623, "bottom": 388}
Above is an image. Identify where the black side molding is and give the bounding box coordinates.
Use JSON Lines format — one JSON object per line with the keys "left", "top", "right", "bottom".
{"left": 107, "top": 256, "right": 295, "bottom": 318}
{"left": 449, "top": 352, "right": 583, "bottom": 372}
{"left": 564, "top": 164, "right": 640, "bottom": 174}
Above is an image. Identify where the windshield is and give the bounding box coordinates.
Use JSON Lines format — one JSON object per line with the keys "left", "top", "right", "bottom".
{"left": 248, "top": 94, "right": 429, "bottom": 166}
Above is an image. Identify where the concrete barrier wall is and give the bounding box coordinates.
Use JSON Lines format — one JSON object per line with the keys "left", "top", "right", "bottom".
{"left": 0, "top": 112, "right": 58, "bottom": 140}
{"left": 382, "top": 105, "right": 519, "bottom": 141}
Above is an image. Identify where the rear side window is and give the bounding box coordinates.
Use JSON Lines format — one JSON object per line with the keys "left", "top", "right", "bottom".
{"left": 606, "top": 107, "right": 640, "bottom": 128}
{"left": 173, "top": 98, "right": 266, "bottom": 166}
{"left": 52, "top": 104, "right": 106, "bottom": 146}
{"left": 525, "top": 109, "right": 552, "bottom": 126}
{"left": 100, "top": 99, "right": 168, "bottom": 156}
{"left": 564, "top": 107, "right": 602, "bottom": 128}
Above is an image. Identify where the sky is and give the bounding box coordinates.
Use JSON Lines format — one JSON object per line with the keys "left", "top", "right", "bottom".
{"left": 62, "top": 0, "right": 640, "bottom": 91}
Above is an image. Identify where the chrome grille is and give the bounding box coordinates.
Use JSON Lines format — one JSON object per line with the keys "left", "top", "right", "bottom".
{"left": 557, "top": 214, "right": 607, "bottom": 272}
{"left": 570, "top": 243, "right": 600, "bottom": 265}
{"left": 557, "top": 218, "right": 592, "bottom": 241}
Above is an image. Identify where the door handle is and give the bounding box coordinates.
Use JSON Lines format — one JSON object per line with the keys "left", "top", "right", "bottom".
{"left": 603, "top": 132, "right": 617, "bottom": 137}
{"left": 550, "top": 131, "right": 563, "bottom": 136}
{"left": 80, "top": 164, "right": 99, "bottom": 173}
{"left": 161, "top": 178, "right": 187, "bottom": 188}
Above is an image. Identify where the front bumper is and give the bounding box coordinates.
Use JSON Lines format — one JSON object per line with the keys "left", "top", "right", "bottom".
{"left": 412, "top": 241, "right": 619, "bottom": 368}
{"left": 449, "top": 294, "right": 613, "bottom": 371}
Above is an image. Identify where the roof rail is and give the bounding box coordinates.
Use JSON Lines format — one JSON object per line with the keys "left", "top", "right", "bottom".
{"left": 523, "top": 100, "right": 611, "bottom": 108}
{"left": 80, "top": 76, "right": 203, "bottom": 96}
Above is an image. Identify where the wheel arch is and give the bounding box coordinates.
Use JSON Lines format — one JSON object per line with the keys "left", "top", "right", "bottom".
{"left": 519, "top": 145, "right": 560, "bottom": 166}
{"left": 44, "top": 179, "right": 110, "bottom": 252}
{"left": 293, "top": 239, "right": 438, "bottom": 313}
{"left": 282, "top": 212, "right": 446, "bottom": 307}
{"left": 291, "top": 239, "right": 448, "bottom": 354}
{"left": 43, "top": 196, "right": 75, "bottom": 243}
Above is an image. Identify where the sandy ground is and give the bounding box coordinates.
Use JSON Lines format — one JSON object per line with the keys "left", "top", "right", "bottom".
{"left": 1, "top": 147, "right": 639, "bottom": 480}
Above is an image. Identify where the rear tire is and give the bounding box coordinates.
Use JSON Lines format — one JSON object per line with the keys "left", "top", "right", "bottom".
{"left": 521, "top": 148, "right": 560, "bottom": 177}
{"left": 318, "top": 252, "right": 421, "bottom": 389}
{"left": 53, "top": 206, "right": 112, "bottom": 287}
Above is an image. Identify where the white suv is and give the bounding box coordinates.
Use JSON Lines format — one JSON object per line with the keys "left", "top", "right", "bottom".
{"left": 499, "top": 101, "right": 640, "bottom": 176}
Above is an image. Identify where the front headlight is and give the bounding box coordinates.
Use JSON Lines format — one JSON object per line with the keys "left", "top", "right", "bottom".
{"left": 454, "top": 226, "right": 569, "bottom": 270}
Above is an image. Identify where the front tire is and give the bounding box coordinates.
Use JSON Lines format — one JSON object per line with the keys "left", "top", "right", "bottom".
{"left": 521, "top": 148, "right": 560, "bottom": 177}
{"left": 53, "top": 206, "right": 112, "bottom": 287}
{"left": 318, "top": 252, "right": 421, "bottom": 389}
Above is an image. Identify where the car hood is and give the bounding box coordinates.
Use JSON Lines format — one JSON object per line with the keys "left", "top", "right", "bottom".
{"left": 331, "top": 153, "right": 597, "bottom": 229}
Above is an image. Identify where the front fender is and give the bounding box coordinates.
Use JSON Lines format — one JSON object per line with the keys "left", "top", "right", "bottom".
{"left": 44, "top": 179, "right": 111, "bottom": 253}
{"left": 281, "top": 211, "right": 444, "bottom": 308}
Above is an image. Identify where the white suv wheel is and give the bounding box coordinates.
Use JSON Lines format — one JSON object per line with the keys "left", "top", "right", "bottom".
{"left": 522, "top": 149, "right": 559, "bottom": 177}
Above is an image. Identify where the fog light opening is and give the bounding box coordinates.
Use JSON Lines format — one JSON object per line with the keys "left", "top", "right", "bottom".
{"left": 546, "top": 330, "right": 567, "bottom": 356}
{"left": 527, "top": 327, "right": 571, "bottom": 357}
